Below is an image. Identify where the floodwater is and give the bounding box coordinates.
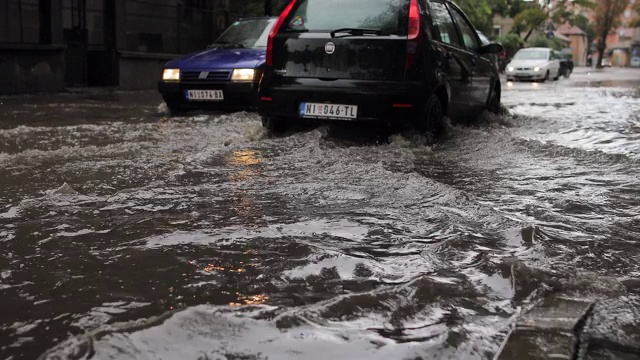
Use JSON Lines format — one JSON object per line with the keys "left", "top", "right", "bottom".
{"left": 0, "top": 69, "right": 639, "bottom": 359}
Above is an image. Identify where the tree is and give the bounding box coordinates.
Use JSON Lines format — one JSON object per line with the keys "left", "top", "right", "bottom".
{"left": 631, "top": 0, "right": 640, "bottom": 27}
{"left": 455, "top": 0, "right": 493, "bottom": 34}
{"left": 573, "top": 13, "right": 596, "bottom": 52}
{"left": 513, "top": 7, "right": 549, "bottom": 41}
{"left": 497, "top": 33, "right": 524, "bottom": 57}
{"left": 593, "top": 0, "right": 630, "bottom": 68}
{"left": 527, "top": 34, "right": 566, "bottom": 50}
{"left": 510, "top": 0, "right": 595, "bottom": 42}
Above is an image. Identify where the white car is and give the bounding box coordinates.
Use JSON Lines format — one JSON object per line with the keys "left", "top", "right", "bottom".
{"left": 505, "top": 47, "right": 562, "bottom": 82}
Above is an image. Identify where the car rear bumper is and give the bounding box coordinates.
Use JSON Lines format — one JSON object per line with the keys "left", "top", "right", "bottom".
{"left": 158, "top": 81, "right": 259, "bottom": 109}
{"left": 257, "top": 78, "right": 424, "bottom": 123}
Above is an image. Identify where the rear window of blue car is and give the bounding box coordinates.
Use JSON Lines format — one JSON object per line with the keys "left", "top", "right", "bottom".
{"left": 285, "top": 0, "right": 410, "bottom": 35}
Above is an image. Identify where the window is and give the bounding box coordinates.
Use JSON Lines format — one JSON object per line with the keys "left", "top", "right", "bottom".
{"left": 449, "top": 7, "right": 479, "bottom": 51}
{"left": 429, "top": 2, "right": 459, "bottom": 46}
{"left": 285, "top": 0, "right": 410, "bottom": 36}
{"left": 214, "top": 19, "right": 276, "bottom": 48}
{"left": 513, "top": 49, "right": 550, "bottom": 60}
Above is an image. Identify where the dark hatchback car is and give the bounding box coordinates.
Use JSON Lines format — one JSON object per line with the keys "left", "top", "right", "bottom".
{"left": 258, "top": 0, "right": 503, "bottom": 137}
{"left": 158, "top": 17, "right": 276, "bottom": 112}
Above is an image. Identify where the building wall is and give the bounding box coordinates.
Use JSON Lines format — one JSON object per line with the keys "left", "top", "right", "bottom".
{"left": 0, "top": 0, "right": 66, "bottom": 94}
{"left": 0, "top": 45, "right": 65, "bottom": 94}
{"left": 492, "top": 15, "right": 514, "bottom": 38}
{"left": 567, "top": 35, "right": 587, "bottom": 65}
{"left": 0, "top": 0, "right": 233, "bottom": 94}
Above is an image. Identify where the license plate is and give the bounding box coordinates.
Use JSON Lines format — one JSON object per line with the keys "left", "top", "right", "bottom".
{"left": 185, "top": 90, "right": 224, "bottom": 101}
{"left": 299, "top": 102, "right": 358, "bottom": 120}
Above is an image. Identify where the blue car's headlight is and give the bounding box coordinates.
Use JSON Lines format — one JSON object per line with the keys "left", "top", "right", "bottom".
{"left": 162, "top": 69, "right": 180, "bottom": 81}
{"left": 231, "top": 69, "right": 256, "bottom": 81}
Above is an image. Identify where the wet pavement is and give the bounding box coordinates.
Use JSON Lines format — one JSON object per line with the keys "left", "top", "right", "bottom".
{"left": 1, "top": 67, "right": 639, "bottom": 360}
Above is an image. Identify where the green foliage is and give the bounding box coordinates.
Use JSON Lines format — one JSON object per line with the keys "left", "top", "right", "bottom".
{"left": 550, "top": 0, "right": 596, "bottom": 25}
{"left": 454, "top": 0, "right": 493, "bottom": 34}
{"left": 527, "top": 34, "right": 566, "bottom": 51}
{"left": 510, "top": 0, "right": 595, "bottom": 40}
{"left": 497, "top": 33, "right": 524, "bottom": 50}
{"left": 513, "top": 7, "right": 548, "bottom": 34}
{"left": 489, "top": 0, "right": 531, "bottom": 18}
{"left": 631, "top": 0, "right": 640, "bottom": 27}
{"left": 497, "top": 33, "right": 524, "bottom": 57}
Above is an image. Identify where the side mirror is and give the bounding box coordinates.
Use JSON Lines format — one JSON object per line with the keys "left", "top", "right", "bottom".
{"left": 480, "top": 43, "right": 504, "bottom": 54}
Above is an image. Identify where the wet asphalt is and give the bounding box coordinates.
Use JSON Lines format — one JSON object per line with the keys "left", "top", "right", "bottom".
{"left": 0, "top": 67, "right": 639, "bottom": 360}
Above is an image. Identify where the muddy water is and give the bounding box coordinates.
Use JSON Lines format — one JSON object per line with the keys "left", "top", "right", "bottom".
{"left": 1, "top": 71, "right": 639, "bottom": 359}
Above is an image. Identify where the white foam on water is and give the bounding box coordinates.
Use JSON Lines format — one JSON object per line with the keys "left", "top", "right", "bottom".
{"left": 139, "top": 219, "right": 371, "bottom": 248}
{"left": 0, "top": 206, "right": 21, "bottom": 219}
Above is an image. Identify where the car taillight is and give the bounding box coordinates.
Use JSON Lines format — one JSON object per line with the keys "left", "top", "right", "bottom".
{"left": 406, "top": 0, "right": 420, "bottom": 72}
{"left": 408, "top": 0, "right": 420, "bottom": 40}
{"left": 267, "top": 0, "right": 297, "bottom": 67}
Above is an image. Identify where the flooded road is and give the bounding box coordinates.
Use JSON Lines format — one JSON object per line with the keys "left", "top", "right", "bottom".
{"left": 1, "top": 68, "right": 639, "bottom": 359}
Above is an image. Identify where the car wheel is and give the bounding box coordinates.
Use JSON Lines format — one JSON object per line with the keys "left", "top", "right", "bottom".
{"left": 486, "top": 86, "right": 501, "bottom": 115}
{"left": 418, "top": 95, "right": 445, "bottom": 144}
{"left": 163, "top": 97, "right": 186, "bottom": 114}
{"left": 541, "top": 70, "right": 549, "bottom": 82}
{"left": 563, "top": 68, "right": 571, "bottom": 78}
{"left": 261, "top": 116, "right": 290, "bottom": 135}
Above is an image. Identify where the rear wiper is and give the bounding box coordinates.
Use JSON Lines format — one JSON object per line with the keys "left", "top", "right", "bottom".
{"left": 330, "top": 28, "right": 389, "bottom": 38}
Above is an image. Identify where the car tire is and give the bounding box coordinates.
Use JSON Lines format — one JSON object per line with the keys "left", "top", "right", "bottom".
{"left": 261, "top": 116, "right": 290, "bottom": 135}
{"left": 419, "top": 95, "right": 445, "bottom": 144}
{"left": 163, "top": 98, "right": 186, "bottom": 114}
{"left": 541, "top": 70, "right": 549, "bottom": 82}
{"left": 486, "top": 85, "right": 501, "bottom": 115}
{"left": 563, "top": 68, "right": 571, "bottom": 78}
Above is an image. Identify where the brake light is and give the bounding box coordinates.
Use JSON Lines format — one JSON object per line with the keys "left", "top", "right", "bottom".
{"left": 408, "top": 0, "right": 420, "bottom": 40}
{"left": 405, "top": 0, "right": 420, "bottom": 72}
{"left": 267, "top": 0, "right": 297, "bottom": 66}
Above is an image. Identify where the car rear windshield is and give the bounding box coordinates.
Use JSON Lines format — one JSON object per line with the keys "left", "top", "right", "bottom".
{"left": 513, "top": 50, "right": 549, "bottom": 60}
{"left": 285, "top": 0, "right": 410, "bottom": 35}
{"left": 213, "top": 19, "right": 275, "bottom": 48}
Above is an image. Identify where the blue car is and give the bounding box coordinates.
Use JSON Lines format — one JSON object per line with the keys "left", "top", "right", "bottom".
{"left": 158, "top": 17, "right": 277, "bottom": 112}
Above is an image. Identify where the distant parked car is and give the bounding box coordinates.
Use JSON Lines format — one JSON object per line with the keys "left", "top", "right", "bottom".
{"left": 258, "top": 0, "right": 504, "bottom": 137}
{"left": 601, "top": 57, "right": 612, "bottom": 67}
{"left": 558, "top": 54, "right": 574, "bottom": 78}
{"left": 158, "top": 17, "right": 277, "bottom": 112}
{"left": 505, "top": 47, "right": 562, "bottom": 82}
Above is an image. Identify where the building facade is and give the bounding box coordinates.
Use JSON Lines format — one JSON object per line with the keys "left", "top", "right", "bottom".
{"left": 0, "top": 0, "right": 234, "bottom": 95}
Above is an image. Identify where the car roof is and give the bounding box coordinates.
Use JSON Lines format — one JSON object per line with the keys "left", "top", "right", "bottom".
{"left": 521, "top": 47, "right": 552, "bottom": 51}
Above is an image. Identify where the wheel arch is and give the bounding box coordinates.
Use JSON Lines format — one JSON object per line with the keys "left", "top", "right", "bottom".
{"left": 432, "top": 85, "right": 449, "bottom": 116}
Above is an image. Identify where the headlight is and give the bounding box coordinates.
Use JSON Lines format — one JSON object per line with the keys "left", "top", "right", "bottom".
{"left": 231, "top": 69, "right": 256, "bottom": 81}
{"left": 507, "top": 66, "right": 515, "bottom": 72}
{"left": 162, "top": 69, "right": 180, "bottom": 81}
{"left": 533, "top": 66, "right": 540, "bottom": 72}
